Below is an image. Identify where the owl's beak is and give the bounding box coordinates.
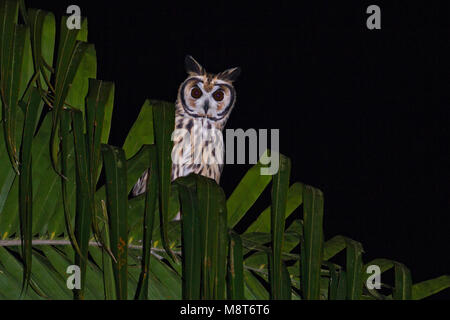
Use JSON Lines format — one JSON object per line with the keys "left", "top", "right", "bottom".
{"left": 203, "top": 101, "right": 210, "bottom": 113}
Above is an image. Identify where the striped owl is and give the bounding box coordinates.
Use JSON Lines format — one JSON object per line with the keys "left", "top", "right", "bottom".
{"left": 132, "top": 56, "right": 240, "bottom": 196}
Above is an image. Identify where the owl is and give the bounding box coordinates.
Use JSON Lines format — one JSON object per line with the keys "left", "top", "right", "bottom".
{"left": 132, "top": 55, "right": 240, "bottom": 196}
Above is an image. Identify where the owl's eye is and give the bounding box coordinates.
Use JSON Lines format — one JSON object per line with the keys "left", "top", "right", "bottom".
{"left": 212, "top": 90, "right": 224, "bottom": 102}
{"left": 191, "top": 86, "right": 202, "bottom": 99}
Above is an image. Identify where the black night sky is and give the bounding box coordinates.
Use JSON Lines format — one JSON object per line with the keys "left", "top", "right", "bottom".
{"left": 27, "top": 0, "right": 449, "bottom": 299}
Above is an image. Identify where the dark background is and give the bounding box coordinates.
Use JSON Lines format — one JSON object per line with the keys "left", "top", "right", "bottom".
{"left": 28, "top": 0, "right": 449, "bottom": 298}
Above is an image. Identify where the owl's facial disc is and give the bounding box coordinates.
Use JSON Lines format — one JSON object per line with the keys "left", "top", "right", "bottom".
{"left": 180, "top": 77, "right": 235, "bottom": 121}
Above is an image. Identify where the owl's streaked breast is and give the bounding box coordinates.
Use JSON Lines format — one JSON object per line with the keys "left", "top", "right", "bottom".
{"left": 171, "top": 115, "right": 224, "bottom": 183}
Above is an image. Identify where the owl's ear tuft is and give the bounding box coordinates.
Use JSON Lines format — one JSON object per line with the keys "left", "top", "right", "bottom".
{"left": 185, "top": 55, "right": 205, "bottom": 76}
{"left": 218, "top": 67, "right": 241, "bottom": 82}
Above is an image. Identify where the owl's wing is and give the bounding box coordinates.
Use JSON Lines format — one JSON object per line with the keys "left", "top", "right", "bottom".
{"left": 131, "top": 169, "right": 149, "bottom": 196}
